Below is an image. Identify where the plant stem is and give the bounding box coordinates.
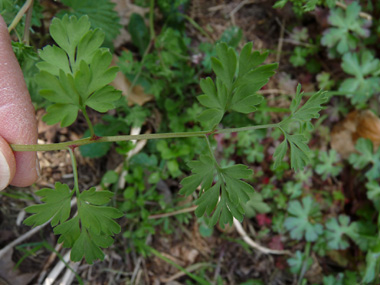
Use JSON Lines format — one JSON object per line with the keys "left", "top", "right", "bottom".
{"left": 205, "top": 135, "right": 220, "bottom": 168}
{"left": 22, "top": 0, "right": 34, "bottom": 45}
{"left": 81, "top": 107, "right": 95, "bottom": 138}
{"left": 8, "top": 0, "right": 34, "bottom": 33}
{"left": 128, "top": 0, "right": 155, "bottom": 93}
{"left": 68, "top": 148, "right": 80, "bottom": 196}
{"left": 11, "top": 123, "right": 280, "bottom": 152}
{"left": 183, "top": 14, "right": 213, "bottom": 42}
{"left": 149, "top": 0, "right": 155, "bottom": 40}
{"left": 298, "top": 242, "right": 311, "bottom": 285}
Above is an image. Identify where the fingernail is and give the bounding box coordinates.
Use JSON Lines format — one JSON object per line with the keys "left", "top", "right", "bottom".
{"left": 0, "top": 151, "right": 11, "bottom": 190}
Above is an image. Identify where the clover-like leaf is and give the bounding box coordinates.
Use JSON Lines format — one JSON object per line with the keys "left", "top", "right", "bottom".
{"left": 284, "top": 196, "right": 323, "bottom": 241}
{"left": 339, "top": 51, "right": 380, "bottom": 104}
{"left": 321, "top": 2, "right": 370, "bottom": 54}
{"left": 349, "top": 138, "right": 380, "bottom": 180}
{"left": 325, "top": 215, "right": 357, "bottom": 250}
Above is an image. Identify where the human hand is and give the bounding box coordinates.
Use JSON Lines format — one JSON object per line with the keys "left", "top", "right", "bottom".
{"left": 0, "top": 15, "right": 38, "bottom": 190}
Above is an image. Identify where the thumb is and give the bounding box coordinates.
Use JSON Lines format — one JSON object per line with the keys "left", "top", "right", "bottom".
{"left": 0, "top": 136, "right": 16, "bottom": 191}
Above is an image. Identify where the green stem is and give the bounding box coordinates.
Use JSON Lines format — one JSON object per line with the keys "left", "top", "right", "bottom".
{"left": 22, "top": 0, "right": 34, "bottom": 44}
{"left": 81, "top": 107, "right": 95, "bottom": 138}
{"left": 128, "top": 0, "right": 155, "bottom": 93}
{"left": 298, "top": 242, "right": 311, "bottom": 285}
{"left": 204, "top": 135, "right": 220, "bottom": 168}
{"left": 182, "top": 14, "right": 213, "bottom": 42}
{"left": 8, "top": 0, "right": 34, "bottom": 33}
{"left": 149, "top": 0, "right": 155, "bottom": 39}
{"left": 68, "top": 148, "right": 80, "bottom": 196}
{"left": 11, "top": 123, "right": 280, "bottom": 152}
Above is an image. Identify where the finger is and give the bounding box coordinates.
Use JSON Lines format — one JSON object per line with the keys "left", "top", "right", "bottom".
{"left": 0, "top": 15, "right": 38, "bottom": 187}
{"left": 0, "top": 136, "right": 16, "bottom": 190}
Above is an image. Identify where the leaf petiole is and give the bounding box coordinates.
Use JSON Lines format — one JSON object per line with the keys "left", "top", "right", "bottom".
{"left": 68, "top": 147, "right": 80, "bottom": 196}
{"left": 11, "top": 124, "right": 280, "bottom": 152}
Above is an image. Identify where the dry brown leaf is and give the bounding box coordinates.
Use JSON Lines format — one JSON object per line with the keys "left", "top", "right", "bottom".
{"left": 111, "top": 56, "right": 155, "bottom": 106}
{"left": 331, "top": 110, "right": 380, "bottom": 158}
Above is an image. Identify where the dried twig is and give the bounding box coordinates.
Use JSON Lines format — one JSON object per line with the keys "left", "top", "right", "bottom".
{"left": 276, "top": 18, "right": 286, "bottom": 64}
{"left": 233, "top": 218, "right": 291, "bottom": 255}
{"left": 42, "top": 251, "right": 71, "bottom": 285}
{"left": 335, "top": 1, "right": 372, "bottom": 21}
{"left": 148, "top": 205, "right": 197, "bottom": 219}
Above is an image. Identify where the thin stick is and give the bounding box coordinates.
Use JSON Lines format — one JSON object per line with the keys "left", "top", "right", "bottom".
{"left": 22, "top": 0, "right": 34, "bottom": 44}
{"left": 8, "top": 0, "right": 34, "bottom": 33}
{"left": 0, "top": 221, "right": 49, "bottom": 259}
{"left": 335, "top": 2, "right": 372, "bottom": 21}
{"left": 233, "top": 218, "right": 291, "bottom": 255}
{"left": 276, "top": 18, "right": 286, "bottom": 64}
{"left": 42, "top": 251, "right": 71, "bottom": 285}
{"left": 148, "top": 206, "right": 197, "bottom": 219}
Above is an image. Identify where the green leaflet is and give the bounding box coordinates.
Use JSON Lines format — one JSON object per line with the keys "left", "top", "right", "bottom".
{"left": 24, "top": 184, "right": 123, "bottom": 264}
{"left": 274, "top": 84, "right": 328, "bottom": 171}
{"left": 180, "top": 155, "right": 254, "bottom": 228}
{"left": 36, "top": 15, "right": 121, "bottom": 127}
{"left": 57, "top": 0, "right": 122, "bottom": 46}
{"left": 197, "top": 42, "right": 277, "bottom": 129}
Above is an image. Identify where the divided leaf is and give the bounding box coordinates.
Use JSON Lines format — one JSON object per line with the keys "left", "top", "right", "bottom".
{"left": 36, "top": 15, "right": 121, "bottom": 127}
{"left": 24, "top": 182, "right": 73, "bottom": 227}
{"left": 197, "top": 42, "right": 277, "bottom": 129}
{"left": 25, "top": 184, "right": 123, "bottom": 265}
{"left": 274, "top": 84, "right": 328, "bottom": 171}
{"left": 58, "top": 0, "right": 122, "bottom": 45}
{"left": 180, "top": 156, "right": 254, "bottom": 228}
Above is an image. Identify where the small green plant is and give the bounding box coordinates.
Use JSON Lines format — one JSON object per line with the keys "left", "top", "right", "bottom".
{"left": 284, "top": 196, "right": 323, "bottom": 241}
{"left": 35, "top": 15, "right": 121, "bottom": 129}
{"left": 321, "top": 2, "right": 370, "bottom": 55}
{"left": 349, "top": 138, "right": 380, "bottom": 180}
{"left": 315, "top": 149, "right": 342, "bottom": 180}
{"left": 339, "top": 51, "right": 380, "bottom": 104}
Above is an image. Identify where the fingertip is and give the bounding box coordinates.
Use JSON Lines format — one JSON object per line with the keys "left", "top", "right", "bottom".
{"left": 0, "top": 136, "right": 16, "bottom": 191}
